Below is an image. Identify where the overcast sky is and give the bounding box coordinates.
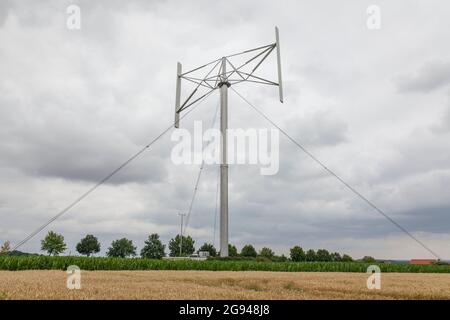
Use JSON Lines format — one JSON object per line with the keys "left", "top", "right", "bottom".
{"left": 1, "top": 0, "right": 449, "bottom": 259}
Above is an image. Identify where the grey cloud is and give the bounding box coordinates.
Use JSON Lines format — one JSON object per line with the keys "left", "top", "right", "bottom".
{"left": 374, "top": 129, "right": 450, "bottom": 184}
{"left": 0, "top": 98, "right": 170, "bottom": 184}
{"left": 431, "top": 92, "right": 450, "bottom": 133}
{"left": 395, "top": 60, "right": 450, "bottom": 93}
{"left": 0, "top": 0, "right": 12, "bottom": 27}
{"left": 396, "top": 205, "right": 450, "bottom": 234}
{"left": 1, "top": 0, "right": 450, "bottom": 260}
{"left": 287, "top": 111, "right": 348, "bottom": 147}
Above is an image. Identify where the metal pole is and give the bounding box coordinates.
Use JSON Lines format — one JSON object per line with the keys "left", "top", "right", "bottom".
{"left": 174, "top": 62, "right": 182, "bottom": 128}
{"left": 219, "top": 57, "right": 229, "bottom": 257}
{"left": 178, "top": 213, "right": 185, "bottom": 256}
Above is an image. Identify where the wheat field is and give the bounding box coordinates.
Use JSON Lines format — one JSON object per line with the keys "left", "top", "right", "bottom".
{"left": 0, "top": 270, "right": 449, "bottom": 300}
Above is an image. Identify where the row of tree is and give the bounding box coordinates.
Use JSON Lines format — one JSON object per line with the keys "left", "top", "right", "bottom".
{"left": 1, "top": 231, "right": 356, "bottom": 262}
{"left": 289, "top": 246, "right": 353, "bottom": 262}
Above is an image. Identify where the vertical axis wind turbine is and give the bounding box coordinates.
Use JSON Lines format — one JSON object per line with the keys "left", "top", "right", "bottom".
{"left": 174, "top": 27, "right": 284, "bottom": 257}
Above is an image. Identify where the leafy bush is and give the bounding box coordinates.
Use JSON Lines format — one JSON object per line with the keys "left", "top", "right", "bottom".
{"left": 198, "top": 243, "right": 217, "bottom": 257}
{"left": 361, "top": 256, "right": 376, "bottom": 263}
{"left": 259, "top": 247, "right": 275, "bottom": 259}
{"left": 76, "top": 235, "right": 101, "bottom": 257}
{"left": 272, "top": 255, "right": 288, "bottom": 263}
{"left": 4, "top": 250, "right": 39, "bottom": 257}
{"left": 107, "top": 238, "right": 136, "bottom": 258}
{"left": 342, "top": 254, "right": 353, "bottom": 262}
{"left": 290, "top": 246, "right": 306, "bottom": 262}
{"left": 306, "top": 249, "right": 316, "bottom": 262}
{"left": 169, "top": 235, "right": 195, "bottom": 257}
{"left": 316, "top": 249, "right": 332, "bottom": 262}
{"left": 432, "top": 260, "right": 450, "bottom": 266}
{"left": 240, "top": 245, "right": 257, "bottom": 257}
{"left": 41, "top": 231, "right": 67, "bottom": 256}
{"left": 228, "top": 244, "right": 238, "bottom": 257}
{"left": 141, "top": 234, "right": 165, "bottom": 259}
{"left": 330, "top": 252, "right": 342, "bottom": 262}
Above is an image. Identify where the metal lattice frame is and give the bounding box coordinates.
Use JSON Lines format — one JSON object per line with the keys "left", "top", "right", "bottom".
{"left": 174, "top": 27, "right": 283, "bottom": 127}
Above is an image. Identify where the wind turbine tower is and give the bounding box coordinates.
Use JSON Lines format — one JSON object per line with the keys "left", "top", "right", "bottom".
{"left": 174, "top": 27, "right": 284, "bottom": 257}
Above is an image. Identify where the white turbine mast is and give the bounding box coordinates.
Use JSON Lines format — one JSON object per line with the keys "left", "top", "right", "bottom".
{"left": 174, "top": 27, "right": 284, "bottom": 257}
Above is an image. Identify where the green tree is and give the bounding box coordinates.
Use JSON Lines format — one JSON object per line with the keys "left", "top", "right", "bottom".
{"left": 198, "top": 243, "right": 217, "bottom": 257}
{"left": 330, "top": 252, "right": 342, "bottom": 262}
{"left": 76, "top": 234, "right": 101, "bottom": 257}
{"left": 306, "top": 249, "right": 316, "bottom": 262}
{"left": 273, "top": 254, "right": 288, "bottom": 262}
{"left": 106, "top": 238, "right": 136, "bottom": 258}
{"left": 41, "top": 231, "right": 67, "bottom": 256}
{"left": 342, "top": 254, "right": 353, "bottom": 262}
{"left": 168, "top": 234, "right": 195, "bottom": 257}
{"left": 361, "top": 256, "right": 376, "bottom": 263}
{"left": 240, "top": 244, "right": 257, "bottom": 257}
{"left": 259, "top": 247, "right": 275, "bottom": 259}
{"left": 290, "top": 246, "right": 306, "bottom": 262}
{"left": 141, "top": 234, "right": 165, "bottom": 259}
{"left": 228, "top": 244, "right": 238, "bottom": 257}
{"left": 0, "top": 240, "right": 10, "bottom": 254}
{"left": 316, "top": 249, "right": 332, "bottom": 261}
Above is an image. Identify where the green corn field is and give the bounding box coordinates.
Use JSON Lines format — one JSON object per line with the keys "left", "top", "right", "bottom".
{"left": 0, "top": 256, "right": 449, "bottom": 273}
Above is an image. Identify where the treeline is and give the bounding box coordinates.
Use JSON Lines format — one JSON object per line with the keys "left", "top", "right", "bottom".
{"left": 0, "top": 231, "right": 355, "bottom": 262}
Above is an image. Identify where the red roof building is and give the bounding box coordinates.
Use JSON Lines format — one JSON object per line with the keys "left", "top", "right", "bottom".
{"left": 410, "top": 259, "right": 436, "bottom": 265}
